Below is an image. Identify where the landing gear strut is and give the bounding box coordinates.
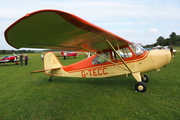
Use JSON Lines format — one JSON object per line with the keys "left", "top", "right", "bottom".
{"left": 48, "top": 76, "right": 53, "bottom": 82}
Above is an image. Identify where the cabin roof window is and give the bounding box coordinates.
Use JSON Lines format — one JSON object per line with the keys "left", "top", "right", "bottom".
{"left": 2, "top": 56, "right": 10, "bottom": 59}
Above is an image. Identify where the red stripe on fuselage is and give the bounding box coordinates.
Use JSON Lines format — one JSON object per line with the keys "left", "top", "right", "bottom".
{"left": 63, "top": 51, "right": 149, "bottom": 73}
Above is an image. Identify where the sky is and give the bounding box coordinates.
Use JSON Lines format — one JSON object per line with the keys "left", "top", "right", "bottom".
{"left": 0, "top": 0, "right": 180, "bottom": 50}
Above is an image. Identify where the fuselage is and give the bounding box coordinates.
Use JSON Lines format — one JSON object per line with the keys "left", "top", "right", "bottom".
{"left": 44, "top": 45, "right": 171, "bottom": 78}
{"left": 0, "top": 56, "right": 16, "bottom": 63}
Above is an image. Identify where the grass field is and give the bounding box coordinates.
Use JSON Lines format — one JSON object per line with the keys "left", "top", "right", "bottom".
{"left": 0, "top": 52, "right": 180, "bottom": 119}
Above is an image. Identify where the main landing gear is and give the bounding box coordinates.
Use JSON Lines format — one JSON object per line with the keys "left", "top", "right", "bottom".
{"left": 141, "top": 74, "right": 149, "bottom": 83}
{"left": 135, "top": 82, "right": 147, "bottom": 92}
{"left": 135, "top": 74, "right": 149, "bottom": 92}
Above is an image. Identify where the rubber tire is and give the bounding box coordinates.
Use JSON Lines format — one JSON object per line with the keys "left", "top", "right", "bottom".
{"left": 135, "top": 82, "right": 147, "bottom": 92}
{"left": 48, "top": 79, "right": 52, "bottom": 82}
{"left": 141, "top": 74, "right": 149, "bottom": 83}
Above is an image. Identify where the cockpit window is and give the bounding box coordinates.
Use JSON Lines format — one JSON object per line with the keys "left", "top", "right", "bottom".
{"left": 2, "top": 56, "right": 10, "bottom": 59}
{"left": 113, "top": 47, "right": 132, "bottom": 60}
{"left": 129, "top": 43, "right": 146, "bottom": 55}
{"left": 92, "top": 52, "right": 110, "bottom": 65}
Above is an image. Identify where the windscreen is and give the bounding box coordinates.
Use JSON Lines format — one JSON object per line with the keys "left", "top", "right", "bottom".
{"left": 129, "top": 43, "right": 146, "bottom": 55}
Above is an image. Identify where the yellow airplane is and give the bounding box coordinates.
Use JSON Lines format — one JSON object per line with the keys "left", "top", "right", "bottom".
{"left": 4, "top": 9, "right": 173, "bottom": 92}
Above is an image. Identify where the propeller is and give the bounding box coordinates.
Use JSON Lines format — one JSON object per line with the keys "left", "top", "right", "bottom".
{"left": 170, "top": 39, "right": 173, "bottom": 62}
{"left": 13, "top": 52, "right": 19, "bottom": 58}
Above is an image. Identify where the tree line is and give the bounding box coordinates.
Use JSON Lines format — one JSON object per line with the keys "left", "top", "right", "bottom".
{"left": 144, "top": 32, "right": 180, "bottom": 48}
{"left": 0, "top": 50, "right": 36, "bottom": 54}
{"left": 0, "top": 49, "right": 60, "bottom": 55}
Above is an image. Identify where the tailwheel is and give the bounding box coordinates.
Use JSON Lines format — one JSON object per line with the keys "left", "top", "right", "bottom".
{"left": 48, "top": 76, "right": 53, "bottom": 82}
{"left": 135, "top": 82, "right": 147, "bottom": 92}
{"left": 141, "top": 74, "right": 149, "bottom": 83}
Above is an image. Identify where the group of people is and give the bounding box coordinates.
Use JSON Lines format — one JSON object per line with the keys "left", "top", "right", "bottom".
{"left": 18, "top": 53, "right": 43, "bottom": 66}
{"left": 19, "top": 53, "right": 29, "bottom": 66}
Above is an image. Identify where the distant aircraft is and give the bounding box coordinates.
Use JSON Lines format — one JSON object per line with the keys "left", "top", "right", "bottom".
{"left": 0, "top": 53, "right": 19, "bottom": 66}
{"left": 57, "top": 50, "right": 83, "bottom": 58}
{"left": 4, "top": 9, "right": 173, "bottom": 92}
{"left": 0, "top": 53, "right": 31, "bottom": 66}
{"left": 153, "top": 45, "right": 162, "bottom": 50}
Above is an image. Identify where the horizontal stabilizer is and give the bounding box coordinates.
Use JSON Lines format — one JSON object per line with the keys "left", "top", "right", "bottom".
{"left": 30, "top": 67, "right": 61, "bottom": 74}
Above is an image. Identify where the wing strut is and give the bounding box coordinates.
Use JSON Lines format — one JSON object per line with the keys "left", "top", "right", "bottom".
{"left": 106, "top": 39, "right": 132, "bottom": 73}
{"left": 106, "top": 39, "right": 143, "bottom": 82}
{"left": 79, "top": 46, "right": 128, "bottom": 71}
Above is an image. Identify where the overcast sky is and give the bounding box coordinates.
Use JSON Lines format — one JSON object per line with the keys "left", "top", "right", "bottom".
{"left": 1, "top": 0, "right": 180, "bottom": 50}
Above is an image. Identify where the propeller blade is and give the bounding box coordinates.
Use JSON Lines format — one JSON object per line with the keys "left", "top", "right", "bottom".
{"left": 170, "top": 39, "right": 173, "bottom": 62}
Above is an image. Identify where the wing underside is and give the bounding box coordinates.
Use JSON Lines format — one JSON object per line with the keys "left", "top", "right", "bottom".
{"left": 5, "top": 9, "right": 131, "bottom": 52}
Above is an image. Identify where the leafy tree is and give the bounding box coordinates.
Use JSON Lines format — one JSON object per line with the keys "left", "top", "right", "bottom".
{"left": 170, "top": 32, "right": 177, "bottom": 44}
{"left": 156, "top": 36, "right": 165, "bottom": 45}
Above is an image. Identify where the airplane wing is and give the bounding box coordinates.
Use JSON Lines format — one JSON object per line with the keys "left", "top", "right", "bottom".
{"left": 0, "top": 60, "right": 10, "bottom": 63}
{"left": 4, "top": 9, "right": 131, "bottom": 52}
{"left": 14, "top": 59, "right": 20, "bottom": 62}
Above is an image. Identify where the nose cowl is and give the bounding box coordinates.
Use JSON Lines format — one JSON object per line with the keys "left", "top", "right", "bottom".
{"left": 150, "top": 50, "right": 171, "bottom": 70}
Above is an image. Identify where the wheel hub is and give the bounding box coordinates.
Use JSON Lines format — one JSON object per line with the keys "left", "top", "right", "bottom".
{"left": 138, "top": 85, "right": 143, "bottom": 91}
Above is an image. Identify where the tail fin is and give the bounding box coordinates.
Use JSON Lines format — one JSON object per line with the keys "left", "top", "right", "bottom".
{"left": 44, "top": 51, "right": 63, "bottom": 70}
{"left": 30, "top": 52, "right": 63, "bottom": 74}
{"left": 61, "top": 50, "right": 64, "bottom": 56}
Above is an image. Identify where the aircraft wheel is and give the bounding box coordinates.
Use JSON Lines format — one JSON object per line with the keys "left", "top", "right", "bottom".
{"left": 141, "top": 74, "right": 149, "bottom": 83}
{"left": 3, "top": 63, "right": 6, "bottom": 66}
{"left": 48, "top": 79, "right": 52, "bottom": 82}
{"left": 135, "top": 82, "right": 147, "bottom": 92}
{"left": 48, "top": 76, "right": 53, "bottom": 82}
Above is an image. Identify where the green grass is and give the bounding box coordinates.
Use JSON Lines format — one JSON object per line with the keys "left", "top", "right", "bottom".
{"left": 0, "top": 52, "right": 180, "bottom": 119}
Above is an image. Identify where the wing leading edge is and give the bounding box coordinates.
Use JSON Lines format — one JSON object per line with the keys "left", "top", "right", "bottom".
{"left": 5, "top": 9, "right": 131, "bottom": 52}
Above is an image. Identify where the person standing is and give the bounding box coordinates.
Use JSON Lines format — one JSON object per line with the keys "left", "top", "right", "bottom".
{"left": 20, "top": 53, "right": 23, "bottom": 66}
{"left": 25, "top": 54, "right": 28, "bottom": 65}
{"left": 86, "top": 52, "right": 91, "bottom": 58}
{"left": 64, "top": 52, "right": 67, "bottom": 60}
{"left": 41, "top": 54, "right": 43, "bottom": 61}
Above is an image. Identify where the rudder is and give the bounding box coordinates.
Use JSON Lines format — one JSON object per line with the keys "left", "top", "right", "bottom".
{"left": 44, "top": 52, "right": 63, "bottom": 70}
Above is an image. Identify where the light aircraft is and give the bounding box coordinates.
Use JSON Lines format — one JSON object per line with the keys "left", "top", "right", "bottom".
{"left": 153, "top": 45, "right": 162, "bottom": 50}
{"left": 0, "top": 53, "right": 19, "bottom": 66}
{"left": 0, "top": 53, "right": 31, "bottom": 66}
{"left": 57, "top": 50, "right": 84, "bottom": 58}
{"left": 4, "top": 9, "right": 173, "bottom": 92}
